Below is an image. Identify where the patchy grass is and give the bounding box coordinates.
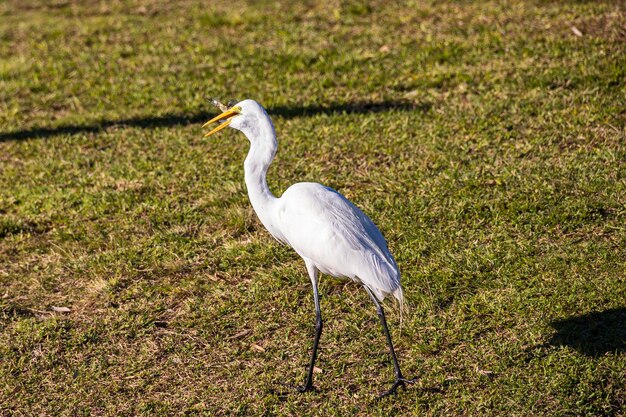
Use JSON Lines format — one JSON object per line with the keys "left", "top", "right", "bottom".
{"left": 1, "top": 0, "right": 625, "bottom": 415}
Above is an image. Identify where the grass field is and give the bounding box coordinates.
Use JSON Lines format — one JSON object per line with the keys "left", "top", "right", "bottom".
{"left": 1, "top": 0, "right": 625, "bottom": 415}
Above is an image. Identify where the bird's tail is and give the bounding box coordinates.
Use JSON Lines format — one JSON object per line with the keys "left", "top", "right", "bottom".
{"left": 392, "top": 286, "right": 408, "bottom": 332}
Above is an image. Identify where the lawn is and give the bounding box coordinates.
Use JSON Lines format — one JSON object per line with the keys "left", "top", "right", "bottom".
{"left": 1, "top": 0, "right": 625, "bottom": 415}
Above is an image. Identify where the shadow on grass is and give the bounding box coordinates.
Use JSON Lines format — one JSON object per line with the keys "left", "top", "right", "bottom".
{"left": 0, "top": 100, "right": 430, "bottom": 142}
{"left": 548, "top": 307, "right": 626, "bottom": 357}
{"left": 1, "top": 304, "right": 37, "bottom": 319}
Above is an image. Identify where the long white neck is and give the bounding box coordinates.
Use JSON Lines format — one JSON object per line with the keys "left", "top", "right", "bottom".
{"left": 240, "top": 116, "right": 281, "bottom": 238}
{"left": 244, "top": 139, "right": 277, "bottom": 212}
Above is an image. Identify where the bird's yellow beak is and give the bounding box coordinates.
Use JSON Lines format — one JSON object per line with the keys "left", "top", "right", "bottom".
{"left": 202, "top": 106, "right": 242, "bottom": 137}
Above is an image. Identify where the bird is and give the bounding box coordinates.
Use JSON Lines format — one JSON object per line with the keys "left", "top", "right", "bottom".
{"left": 203, "top": 99, "right": 414, "bottom": 397}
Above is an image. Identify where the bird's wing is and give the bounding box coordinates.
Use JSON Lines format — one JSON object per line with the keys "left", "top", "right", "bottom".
{"left": 275, "top": 182, "right": 400, "bottom": 298}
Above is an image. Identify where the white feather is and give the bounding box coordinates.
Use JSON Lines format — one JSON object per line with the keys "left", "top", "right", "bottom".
{"left": 275, "top": 182, "right": 401, "bottom": 302}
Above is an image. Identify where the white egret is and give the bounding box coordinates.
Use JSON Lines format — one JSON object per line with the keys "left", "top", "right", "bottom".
{"left": 203, "top": 99, "right": 414, "bottom": 396}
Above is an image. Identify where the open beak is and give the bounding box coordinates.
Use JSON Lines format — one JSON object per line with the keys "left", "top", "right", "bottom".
{"left": 202, "top": 106, "right": 241, "bottom": 137}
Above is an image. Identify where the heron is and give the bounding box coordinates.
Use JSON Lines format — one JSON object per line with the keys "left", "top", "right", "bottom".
{"left": 203, "top": 99, "right": 414, "bottom": 396}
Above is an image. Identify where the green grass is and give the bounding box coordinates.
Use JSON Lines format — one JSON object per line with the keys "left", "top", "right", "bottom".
{"left": 1, "top": 0, "right": 625, "bottom": 415}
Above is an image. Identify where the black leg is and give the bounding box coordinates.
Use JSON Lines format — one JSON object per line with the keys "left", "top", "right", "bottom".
{"left": 365, "top": 287, "right": 416, "bottom": 397}
{"left": 297, "top": 270, "right": 322, "bottom": 392}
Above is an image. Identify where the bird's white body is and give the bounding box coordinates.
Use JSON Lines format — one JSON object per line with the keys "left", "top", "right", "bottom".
{"left": 231, "top": 99, "right": 403, "bottom": 303}
{"left": 273, "top": 182, "right": 402, "bottom": 301}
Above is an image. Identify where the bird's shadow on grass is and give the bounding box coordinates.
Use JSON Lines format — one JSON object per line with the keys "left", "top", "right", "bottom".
{"left": 547, "top": 307, "right": 626, "bottom": 357}
{"left": 0, "top": 100, "right": 430, "bottom": 142}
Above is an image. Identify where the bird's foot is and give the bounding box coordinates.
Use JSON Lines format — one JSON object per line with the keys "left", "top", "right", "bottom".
{"left": 379, "top": 376, "right": 417, "bottom": 398}
{"left": 279, "top": 381, "right": 315, "bottom": 394}
{"left": 296, "top": 384, "right": 314, "bottom": 393}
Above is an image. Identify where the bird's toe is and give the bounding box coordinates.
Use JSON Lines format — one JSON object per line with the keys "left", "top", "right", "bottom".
{"left": 378, "top": 376, "right": 417, "bottom": 398}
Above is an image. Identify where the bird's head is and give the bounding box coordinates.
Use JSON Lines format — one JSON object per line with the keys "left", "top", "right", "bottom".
{"left": 203, "top": 99, "right": 273, "bottom": 142}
